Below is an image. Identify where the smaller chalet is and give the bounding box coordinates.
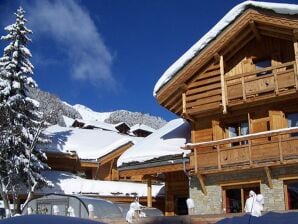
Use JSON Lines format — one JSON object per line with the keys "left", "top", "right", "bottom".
{"left": 43, "top": 125, "right": 143, "bottom": 181}
{"left": 118, "top": 118, "right": 191, "bottom": 215}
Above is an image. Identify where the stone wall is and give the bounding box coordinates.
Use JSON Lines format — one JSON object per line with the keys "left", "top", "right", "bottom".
{"left": 189, "top": 165, "right": 298, "bottom": 215}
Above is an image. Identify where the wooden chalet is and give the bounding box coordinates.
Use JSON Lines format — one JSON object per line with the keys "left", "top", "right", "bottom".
{"left": 41, "top": 124, "right": 166, "bottom": 206}
{"left": 151, "top": 1, "right": 298, "bottom": 216}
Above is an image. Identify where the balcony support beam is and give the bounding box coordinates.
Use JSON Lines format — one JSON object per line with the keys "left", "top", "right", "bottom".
{"left": 293, "top": 30, "right": 298, "bottom": 90}
{"left": 197, "top": 173, "right": 207, "bottom": 195}
{"left": 264, "top": 167, "right": 273, "bottom": 189}
{"left": 220, "top": 55, "right": 227, "bottom": 114}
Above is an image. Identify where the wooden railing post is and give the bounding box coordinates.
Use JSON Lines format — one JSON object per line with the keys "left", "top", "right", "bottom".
{"left": 273, "top": 70, "right": 279, "bottom": 96}
{"left": 293, "top": 30, "right": 298, "bottom": 90}
{"left": 241, "top": 76, "right": 246, "bottom": 101}
{"left": 194, "top": 148, "right": 198, "bottom": 173}
{"left": 248, "top": 140, "right": 252, "bottom": 166}
{"left": 217, "top": 145, "right": 221, "bottom": 170}
{"left": 278, "top": 134, "right": 284, "bottom": 164}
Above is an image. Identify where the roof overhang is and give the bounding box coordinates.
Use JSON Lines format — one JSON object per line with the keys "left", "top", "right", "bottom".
{"left": 118, "top": 156, "right": 190, "bottom": 177}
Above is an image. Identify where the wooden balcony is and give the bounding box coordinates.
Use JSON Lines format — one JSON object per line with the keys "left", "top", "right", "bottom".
{"left": 226, "top": 61, "right": 298, "bottom": 106}
{"left": 187, "top": 127, "right": 298, "bottom": 174}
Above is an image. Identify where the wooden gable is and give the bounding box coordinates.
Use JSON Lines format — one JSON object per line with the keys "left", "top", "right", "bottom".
{"left": 156, "top": 8, "right": 298, "bottom": 118}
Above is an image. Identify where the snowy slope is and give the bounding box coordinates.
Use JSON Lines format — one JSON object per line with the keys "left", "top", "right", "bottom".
{"left": 153, "top": 1, "right": 298, "bottom": 96}
{"left": 73, "top": 104, "right": 112, "bottom": 121}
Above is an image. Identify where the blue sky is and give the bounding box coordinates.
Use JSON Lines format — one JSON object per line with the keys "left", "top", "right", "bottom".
{"left": 0, "top": 0, "right": 297, "bottom": 121}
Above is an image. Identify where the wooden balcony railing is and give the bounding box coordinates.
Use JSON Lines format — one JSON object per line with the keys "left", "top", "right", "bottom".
{"left": 225, "top": 61, "right": 298, "bottom": 105}
{"left": 187, "top": 127, "right": 298, "bottom": 174}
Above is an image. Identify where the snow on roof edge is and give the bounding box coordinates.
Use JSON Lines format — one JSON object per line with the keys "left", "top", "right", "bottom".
{"left": 153, "top": 1, "right": 298, "bottom": 97}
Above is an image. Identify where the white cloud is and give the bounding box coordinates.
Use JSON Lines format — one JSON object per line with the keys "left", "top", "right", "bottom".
{"left": 26, "top": 0, "right": 115, "bottom": 87}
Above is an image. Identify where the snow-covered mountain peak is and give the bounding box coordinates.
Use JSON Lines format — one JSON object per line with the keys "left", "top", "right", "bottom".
{"left": 73, "top": 104, "right": 112, "bottom": 122}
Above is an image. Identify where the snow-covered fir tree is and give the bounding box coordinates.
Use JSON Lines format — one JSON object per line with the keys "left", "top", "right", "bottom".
{"left": 0, "top": 7, "right": 49, "bottom": 216}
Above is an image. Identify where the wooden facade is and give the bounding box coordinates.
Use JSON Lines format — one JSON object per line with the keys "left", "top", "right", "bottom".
{"left": 155, "top": 6, "right": 298, "bottom": 215}
{"left": 46, "top": 142, "right": 135, "bottom": 181}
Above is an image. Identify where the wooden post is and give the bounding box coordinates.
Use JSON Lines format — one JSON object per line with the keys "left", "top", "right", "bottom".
{"left": 248, "top": 140, "right": 252, "bottom": 166}
{"left": 241, "top": 76, "right": 246, "bottom": 101}
{"left": 273, "top": 70, "right": 279, "bottom": 95}
{"left": 197, "top": 173, "right": 207, "bottom": 195}
{"left": 278, "top": 135, "right": 284, "bottom": 164}
{"left": 220, "top": 55, "right": 227, "bottom": 114}
{"left": 147, "top": 178, "right": 152, "bottom": 207}
{"left": 194, "top": 148, "right": 198, "bottom": 173}
{"left": 264, "top": 167, "right": 273, "bottom": 189}
{"left": 182, "top": 92, "right": 187, "bottom": 115}
{"left": 217, "top": 145, "right": 221, "bottom": 170}
{"left": 294, "top": 30, "right": 298, "bottom": 90}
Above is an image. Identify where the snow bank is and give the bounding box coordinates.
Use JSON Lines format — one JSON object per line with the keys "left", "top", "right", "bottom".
{"left": 117, "top": 118, "right": 191, "bottom": 167}
{"left": 153, "top": 1, "right": 298, "bottom": 96}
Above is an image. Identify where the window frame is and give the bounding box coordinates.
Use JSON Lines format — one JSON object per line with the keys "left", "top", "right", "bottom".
{"left": 284, "top": 179, "right": 298, "bottom": 210}
{"left": 221, "top": 181, "right": 260, "bottom": 214}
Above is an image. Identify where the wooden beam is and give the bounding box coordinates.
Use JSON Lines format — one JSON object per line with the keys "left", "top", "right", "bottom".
{"left": 264, "top": 167, "right": 273, "bottom": 189}
{"left": 147, "top": 178, "right": 152, "bottom": 207}
{"left": 109, "top": 158, "right": 115, "bottom": 180}
{"left": 249, "top": 20, "right": 261, "bottom": 41}
{"left": 294, "top": 31, "right": 298, "bottom": 91}
{"left": 182, "top": 92, "right": 187, "bottom": 114}
{"left": 220, "top": 55, "right": 227, "bottom": 114}
{"left": 197, "top": 173, "right": 207, "bottom": 195}
{"left": 214, "top": 53, "right": 220, "bottom": 63}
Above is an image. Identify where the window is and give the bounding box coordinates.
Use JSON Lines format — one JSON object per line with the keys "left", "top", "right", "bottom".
{"left": 284, "top": 180, "right": 298, "bottom": 210}
{"left": 255, "top": 59, "right": 271, "bottom": 76}
{"left": 287, "top": 113, "right": 298, "bottom": 137}
{"left": 223, "top": 184, "right": 260, "bottom": 213}
{"left": 227, "top": 121, "right": 249, "bottom": 146}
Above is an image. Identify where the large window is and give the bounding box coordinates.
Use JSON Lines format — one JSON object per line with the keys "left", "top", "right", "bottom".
{"left": 227, "top": 121, "right": 249, "bottom": 146}
{"left": 223, "top": 183, "right": 260, "bottom": 213}
{"left": 285, "top": 180, "right": 298, "bottom": 210}
{"left": 287, "top": 113, "right": 298, "bottom": 137}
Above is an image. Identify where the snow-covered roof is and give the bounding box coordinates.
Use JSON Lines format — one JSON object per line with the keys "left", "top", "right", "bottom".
{"left": 62, "top": 116, "right": 75, "bottom": 127}
{"left": 43, "top": 125, "right": 143, "bottom": 160}
{"left": 74, "top": 119, "right": 118, "bottom": 132}
{"left": 38, "top": 171, "right": 164, "bottom": 197}
{"left": 153, "top": 1, "right": 298, "bottom": 96}
{"left": 130, "top": 124, "right": 156, "bottom": 133}
{"left": 117, "top": 118, "right": 191, "bottom": 167}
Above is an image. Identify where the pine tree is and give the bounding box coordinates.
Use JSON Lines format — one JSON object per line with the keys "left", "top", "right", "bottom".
{"left": 0, "top": 7, "right": 49, "bottom": 216}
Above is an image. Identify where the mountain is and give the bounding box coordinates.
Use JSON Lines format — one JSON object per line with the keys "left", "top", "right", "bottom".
{"left": 73, "top": 104, "right": 112, "bottom": 122}
{"left": 28, "top": 87, "right": 167, "bottom": 129}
